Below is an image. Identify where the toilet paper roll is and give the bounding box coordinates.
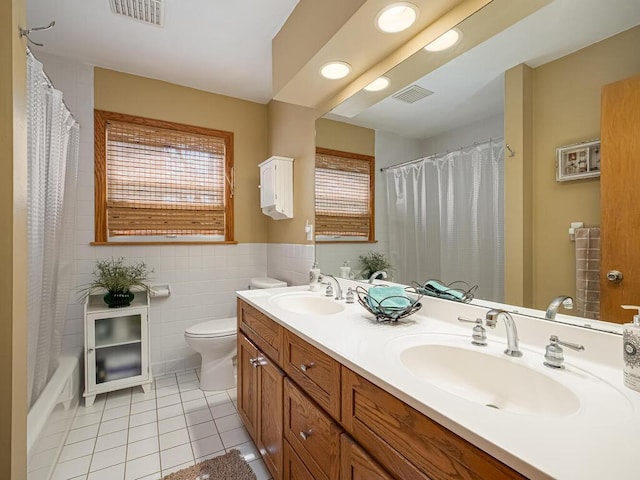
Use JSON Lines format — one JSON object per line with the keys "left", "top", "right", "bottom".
{"left": 150, "top": 284, "right": 171, "bottom": 298}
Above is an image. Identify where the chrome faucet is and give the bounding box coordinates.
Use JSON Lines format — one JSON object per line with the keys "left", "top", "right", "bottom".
{"left": 320, "top": 274, "right": 344, "bottom": 300}
{"left": 545, "top": 295, "right": 574, "bottom": 321}
{"left": 368, "top": 270, "right": 388, "bottom": 283}
{"left": 485, "top": 309, "right": 522, "bottom": 357}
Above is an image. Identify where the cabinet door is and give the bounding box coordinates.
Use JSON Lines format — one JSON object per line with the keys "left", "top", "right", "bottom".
{"left": 260, "top": 160, "right": 276, "bottom": 208}
{"left": 257, "top": 354, "right": 285, "bottom": 480}
{"left": 238, "top": 335, "right": 259, "bottom": 441}
{"left": 340, "top": 434, "right": 393, "bottom": 480}
{"left": 86, "top": 307, "right": 148, "bottom": 393}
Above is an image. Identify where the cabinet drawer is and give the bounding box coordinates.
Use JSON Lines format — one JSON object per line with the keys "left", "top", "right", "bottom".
{"left": 283, "top": 329, "right": 341, "bottom": 419}
{"left": 284, "top": 379, "right": 341, "bottom": 480}
{"left": 238, "top": 299, "right": 283, "bottom": 364}
{"left": 341, "top": 367, "right": 525, "bottom": 480}
{"left": 340, "top": 434, "right": 394, "bottom": 480}
{"left": 284, "top": 440, "right": 315, "bottom": 480}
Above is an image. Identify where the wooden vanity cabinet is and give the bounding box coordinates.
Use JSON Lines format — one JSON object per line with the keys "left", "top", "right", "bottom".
{"left": 237, "top": 299, "right": 525, "bottom": 480}
{"left": 341, "top": 368, "right": 525, "bottom": 480}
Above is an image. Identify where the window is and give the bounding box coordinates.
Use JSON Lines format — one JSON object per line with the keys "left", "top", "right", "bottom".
{"left": 94, "top": 110, "right": 234, "bottom": 243}
{"left": 315, "top": 147, "right": 375, "bottom": 242}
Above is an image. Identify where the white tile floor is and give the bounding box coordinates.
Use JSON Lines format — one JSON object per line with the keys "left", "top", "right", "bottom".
{"left": 51, "top": 370, "right": 271, "bottom": 480}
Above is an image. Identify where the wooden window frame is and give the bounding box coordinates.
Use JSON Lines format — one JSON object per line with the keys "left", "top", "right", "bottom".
{"left": 93, "top": 109, "right": 235, "bottom": 245}
{"left": 315, "top": 147, "right": 375, "bottom": 243}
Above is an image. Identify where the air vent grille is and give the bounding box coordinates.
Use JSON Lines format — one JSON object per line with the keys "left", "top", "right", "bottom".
{"left": 108, "top": 0, "right": 164, "bottom": 27}
{"left": 392, "top": 85, "right": 434, "bottom": 104}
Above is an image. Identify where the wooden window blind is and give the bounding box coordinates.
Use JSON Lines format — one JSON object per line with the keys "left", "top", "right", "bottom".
{"left": 94, "top": 110, "right": 234, "bottom": 243}
{"left": 315, "top": 148, "right": 375, "bottom": 240}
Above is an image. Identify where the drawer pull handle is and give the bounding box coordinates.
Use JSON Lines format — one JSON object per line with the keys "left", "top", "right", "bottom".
{"left": 250, "top": 357, "right": 268, "bottom": 368}
{"left": 299, "top": 430, "right": 312, "bottom": 440}
{"left": 300, "top": 362, "right": 314, "bottom": 372}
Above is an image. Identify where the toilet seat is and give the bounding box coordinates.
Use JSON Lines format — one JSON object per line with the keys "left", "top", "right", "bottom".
{"left": 184, "top": 317, "right": 236, "bottom": 338}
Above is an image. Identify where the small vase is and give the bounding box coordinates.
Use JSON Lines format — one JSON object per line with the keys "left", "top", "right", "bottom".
{"left": 104, "top": 290, "right": 135, "bottom": 308}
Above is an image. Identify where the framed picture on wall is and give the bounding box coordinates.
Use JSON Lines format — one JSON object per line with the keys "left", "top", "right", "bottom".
{"left": 556, "top": 139, "right": 601, "bottom": 182}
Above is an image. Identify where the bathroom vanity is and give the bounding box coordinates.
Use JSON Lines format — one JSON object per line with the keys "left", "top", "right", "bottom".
{"left": 237, "top": 283, "right": 638, "bottom": 480}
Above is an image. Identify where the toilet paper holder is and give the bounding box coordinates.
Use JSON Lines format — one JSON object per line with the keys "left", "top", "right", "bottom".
{"left": 150, "top": 284, "right": 171, "bottom": 298}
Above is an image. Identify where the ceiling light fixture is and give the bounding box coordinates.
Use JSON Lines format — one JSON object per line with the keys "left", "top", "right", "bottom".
{"left": 364, "top": 76, "right": 391, "bottom": 92}
{"left": 375, "top": 3, "right": 419, "bottom": 33}
{"left": 424, "top": 29, "right": 462, "bottom": 52}
{"left": 320, "top": 61, "right": 352, "bottom": 80}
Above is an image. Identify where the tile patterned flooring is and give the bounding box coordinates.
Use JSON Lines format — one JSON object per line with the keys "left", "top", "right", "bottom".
{"left": 51, "top": 370, "right": 270, "bottom": 480}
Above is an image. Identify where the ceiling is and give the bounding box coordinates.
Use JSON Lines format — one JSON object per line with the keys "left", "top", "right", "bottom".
{"left": 325, "top": 0, "right": 640, "bottom": 139}
{"left": 26, "top": 0, "right": 300, "bottom": 103}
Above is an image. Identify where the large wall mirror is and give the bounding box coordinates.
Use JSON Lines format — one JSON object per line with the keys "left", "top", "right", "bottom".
{"left": 314, "top": 0, "right": 640, "bottom": 329}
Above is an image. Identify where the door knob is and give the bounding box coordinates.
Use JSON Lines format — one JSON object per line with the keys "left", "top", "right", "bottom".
{"left": 606, "top": 270, "right": 623, "bottom": 282}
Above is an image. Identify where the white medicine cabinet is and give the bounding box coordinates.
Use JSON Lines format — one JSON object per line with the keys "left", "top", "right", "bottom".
{"left": 83, "top": 293, "right": 151, "bottom": 406}
{"left": 259, "top": 156, "right": 294, "bottom": 220}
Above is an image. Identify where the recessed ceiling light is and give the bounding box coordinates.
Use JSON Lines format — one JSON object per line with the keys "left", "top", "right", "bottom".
{"left": 424, "top": 29, "right": 462, "bottom": 52}
{"left": 364, "top": 76, "right": 391, "bottom": 92}
{"left": 320, "top": 61, "right": 352, "bottom": 80}
{"left": 375, "top": 3, "right": 419, "bottom": 33}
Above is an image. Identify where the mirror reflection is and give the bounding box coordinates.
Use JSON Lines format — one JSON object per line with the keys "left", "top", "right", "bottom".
{"left": 315, "top": 0, "right": 640, "bottom": 327}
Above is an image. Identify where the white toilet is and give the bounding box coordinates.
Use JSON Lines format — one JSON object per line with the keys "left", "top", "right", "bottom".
{"left": 184, "top": 276, "right": 287, "bottom": 391}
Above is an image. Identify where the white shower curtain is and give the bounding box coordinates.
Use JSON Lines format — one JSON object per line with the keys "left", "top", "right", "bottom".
{"left": 27, "top": 52, "right": 79, "bottom": 407}
{"left": 384, "top": 139, "right": 504, "bottom": 301}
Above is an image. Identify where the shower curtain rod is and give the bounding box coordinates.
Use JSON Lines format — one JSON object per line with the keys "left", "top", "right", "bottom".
{"left": 379, "top": 136, "right": 504, "bottom": 172}
{"left": 26, "top": 48, "right": 77, "bottom": 125}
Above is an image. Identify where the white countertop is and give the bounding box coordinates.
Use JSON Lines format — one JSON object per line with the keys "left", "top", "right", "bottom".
{"left": 237, "top": 282, "right": 640, "bottom": 479}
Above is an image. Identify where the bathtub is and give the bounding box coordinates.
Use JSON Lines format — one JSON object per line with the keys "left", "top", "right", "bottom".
{"left": 27, "top": 351, "right": 82, "bottom": 480}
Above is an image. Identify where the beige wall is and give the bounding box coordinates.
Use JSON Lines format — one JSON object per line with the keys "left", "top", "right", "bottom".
{"left": 266, "top": 101, "right": 317, "bottom": 244}
{"left": 315, "top": 118, "right": 375, "bottom": 156}
{"left": 94, "top": 68, "right": 269, "bottom": 243}
{"left": 0, "top": 0, "right": 28, "bottom": 477}
{"left": 530, "top": 26, "right": 640, "bottom": 310}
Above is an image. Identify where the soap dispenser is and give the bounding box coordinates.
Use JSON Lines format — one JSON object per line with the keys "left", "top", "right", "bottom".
{"left": 340, "top": 261, "right": 351, "bottom": 279}
{"left": 309, "top": 262, "right": 322, "bottom": 292}
{"left": 621, "top": 305, "right": 640, "bottom": 392}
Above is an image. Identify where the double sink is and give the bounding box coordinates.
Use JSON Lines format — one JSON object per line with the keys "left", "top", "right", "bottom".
{"left": 268, "top": 291, "right": 630, "bottom": 418}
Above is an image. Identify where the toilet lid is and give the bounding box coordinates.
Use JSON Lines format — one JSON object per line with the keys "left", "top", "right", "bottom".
{"left": 185, "top": 317, "right": 236, "bottom": 337}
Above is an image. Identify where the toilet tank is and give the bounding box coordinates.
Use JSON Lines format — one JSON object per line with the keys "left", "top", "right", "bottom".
{"left": 250, "top": 277, "right": 287, "bottom": 289}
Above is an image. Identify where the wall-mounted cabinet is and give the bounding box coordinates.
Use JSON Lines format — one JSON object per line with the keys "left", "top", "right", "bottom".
{"left": 259, "top": 156, "right": 294, "bottom": 220}
{"left": 83, "top": 293, "right": 151, "bottom": 406}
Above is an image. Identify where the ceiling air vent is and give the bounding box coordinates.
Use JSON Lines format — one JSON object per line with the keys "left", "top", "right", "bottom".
{"left": 108, "top": 0, "right": 164, "bottom": 27}
{"left": 392, "top": 85, "right": 434, "bottom": 104}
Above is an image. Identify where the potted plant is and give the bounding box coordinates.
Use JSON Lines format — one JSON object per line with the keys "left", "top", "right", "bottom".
{"left": 358, "top": 251, "right": 392, "bottom": 280}
{"left": 79, "top": 257, "right": 153, "bottom": 308}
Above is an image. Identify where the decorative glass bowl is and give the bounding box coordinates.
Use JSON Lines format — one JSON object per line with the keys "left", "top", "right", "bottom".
{"left": 355, "top": 285, "right": 422, "bottom": 322}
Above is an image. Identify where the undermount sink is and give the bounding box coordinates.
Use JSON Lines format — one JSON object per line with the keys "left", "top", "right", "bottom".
{"left": 400, "top": 343, "right": 580, "bottom": 416}
{"left": 269, "top": 292, "right": 346, "bottom": 316}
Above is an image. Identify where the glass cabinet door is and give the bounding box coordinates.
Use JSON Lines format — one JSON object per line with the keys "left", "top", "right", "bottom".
{"left": 87, "top": 307, "right": 148, "bottom": 389}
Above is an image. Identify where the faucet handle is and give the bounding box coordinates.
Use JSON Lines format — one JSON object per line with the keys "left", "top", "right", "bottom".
{"left": 346, "top": 287, "right": 355, "bottom": 304}
{"left": 544, "top": 335, "right": 585, "bottom": 369}
{"left": 457, "top": 317, "right": 487, "bottom": 347}
{"left": 324, "top": 283, "right": 334, "bottom": 297}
